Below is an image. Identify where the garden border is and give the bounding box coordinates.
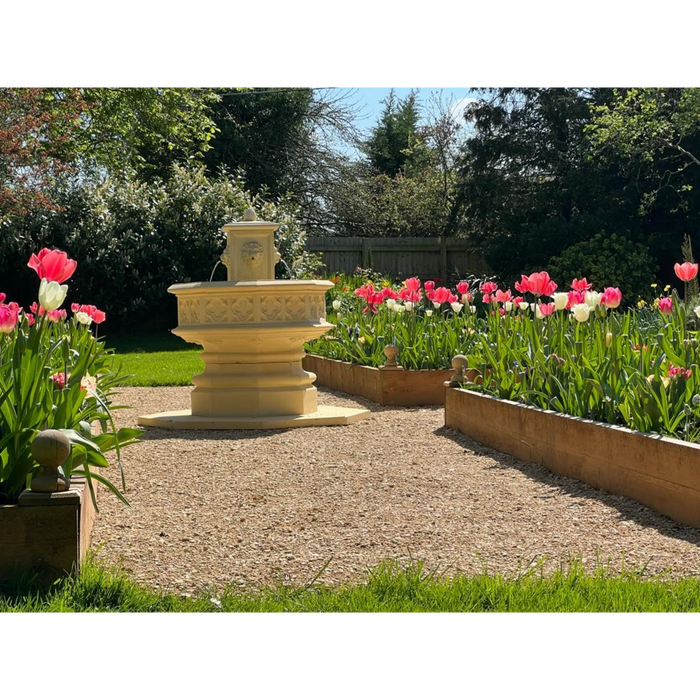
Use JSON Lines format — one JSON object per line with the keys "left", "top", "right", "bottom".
{"left": 303, "top": 354, "right": 453, "bottom": 406}
{"left": 445, "top": 387, "right": 700, "bottom": 529}
{"left": 0, "top": 479, "right": 96, "bottom": 583}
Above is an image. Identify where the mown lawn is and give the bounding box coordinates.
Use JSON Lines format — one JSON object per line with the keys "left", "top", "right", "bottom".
{"left": 107, "top": 332, "right": 203, "bottom": 386}
{"left": 3, "top": 559, "right": 700, "bottom": 612}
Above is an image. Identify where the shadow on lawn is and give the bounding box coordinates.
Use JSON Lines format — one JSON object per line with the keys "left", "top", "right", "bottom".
{"left": 434, "top": 425, "right": 700, "bottom": 549}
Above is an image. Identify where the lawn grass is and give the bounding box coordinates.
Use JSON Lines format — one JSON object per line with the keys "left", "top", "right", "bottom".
{"left": 3, "top": 558, "right": 700, "bottom": 612}
{"left": 106, "top": 332, "right": 202, "bottom": 386}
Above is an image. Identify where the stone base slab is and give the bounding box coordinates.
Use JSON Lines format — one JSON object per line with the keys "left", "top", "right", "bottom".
{"left": 138, "top": 404, "right": 370, "bottom": 430}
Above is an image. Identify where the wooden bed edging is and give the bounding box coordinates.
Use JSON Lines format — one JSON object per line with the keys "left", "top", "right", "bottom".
{"left": 445, "top": 387, "right": 700, "bottom": 529}
{"left": 303, "top": 354, "right": 453, "bottom": 406}
{"left": 0, "top": 479, "right": 96, "bottom": 583}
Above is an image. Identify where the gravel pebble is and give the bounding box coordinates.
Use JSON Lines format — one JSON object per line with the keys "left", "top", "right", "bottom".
{"left": 91, "top": 387, "right": 700, "bottom": 595}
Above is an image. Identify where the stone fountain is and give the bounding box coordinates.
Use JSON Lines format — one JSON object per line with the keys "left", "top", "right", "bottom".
{"left": 138, "top": 209, "right": 369, "bottom": 429}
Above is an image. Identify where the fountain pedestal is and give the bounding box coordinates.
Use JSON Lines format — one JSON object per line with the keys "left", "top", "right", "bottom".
{"left": 138, "top": 212, "right": 369, "bottom": 430}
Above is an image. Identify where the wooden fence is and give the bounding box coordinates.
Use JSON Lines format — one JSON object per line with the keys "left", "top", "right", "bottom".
{"left": 305, "top": 237, "right": 489, "bottom": 279}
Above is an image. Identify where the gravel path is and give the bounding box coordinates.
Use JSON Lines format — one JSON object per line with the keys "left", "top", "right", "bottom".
{"left": 91, "top": 387, "right": 700, "bottom": 594}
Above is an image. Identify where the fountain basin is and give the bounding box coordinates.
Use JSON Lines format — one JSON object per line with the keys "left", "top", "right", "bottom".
{"left": 138, "top": 279, "right": 369, "bottom": 429}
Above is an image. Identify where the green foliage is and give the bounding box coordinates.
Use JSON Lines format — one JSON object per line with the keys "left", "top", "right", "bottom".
{"left": 0, "top": 308, "right": 141, "bottom": 504}
{"left": 0, "top": 165, "right": 320, "bottom": 329}
{"left": 451, "top": 88, "right": 700, "bottom": 289}
{"left": 4, "top": 557, "right": 700, "bottom": 612}
{"left": 204, "top": 88, "right": 313, "bottom": 196}
{"left": 549, "top": 232, "right": 657, "bottom": 302}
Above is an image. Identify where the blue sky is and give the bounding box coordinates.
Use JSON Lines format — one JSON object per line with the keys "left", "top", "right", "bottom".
{"left": 347, "top": 87, "right": 479, "bottom": 132}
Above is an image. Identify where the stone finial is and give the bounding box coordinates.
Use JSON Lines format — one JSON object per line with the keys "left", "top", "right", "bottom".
{"left": 381, "top": 343, "right": 402, "bottom": 370}
{"left": 30, "top": 429, "right": 71, "bottom": 493}
{"left": 243, "top": 207, "right": 257, "bottom": 222}
{"left": 449, "top": 354, "right": 468, "bottom": 386}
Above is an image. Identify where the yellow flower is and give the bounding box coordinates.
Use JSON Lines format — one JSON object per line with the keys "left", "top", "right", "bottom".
{"left": 651, "top": 283, "right": 658, "bottom": 289}
{"left": 637, "top": 299, "right": 646, "bottom": 308}
{"left": 664, "top": 285, "right": 671, "bottom": 291}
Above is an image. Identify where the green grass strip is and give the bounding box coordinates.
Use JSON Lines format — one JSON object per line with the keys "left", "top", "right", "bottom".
{"left": 2, "top": 558, "right": 700, "bottom": 612}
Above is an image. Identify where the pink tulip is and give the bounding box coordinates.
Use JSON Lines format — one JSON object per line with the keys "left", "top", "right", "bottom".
{"left": 495, "top": 289, "right": 512, "bottom": 303}
{"left": 404, "top": 277, "right": 421, "bottom": 293}
{"left": 538, "top": 303, "right": 555, "bottom": 316}
{"left": 658, "top": 297, "right": 673, "bottom": 315}
{"left": 432, "top": 287, "right": 452, "bottom": 305}
{"left": 0, "top": 304, "right": 19, "bottom": 333}
{"left": 46, "top": 309, "right": 67, "bottom": 322}
{"left": 482, "top": 294, "right": 492, "bottom": 304}
{"left": 51, "top": 372, "right": 67, "bottom": 390}
{"left": 571, "top": 278, "right": 592, "bottom": 292}
{"left": 0, "top": 293, "right": 5, "bottom": 304}
{"left": 601, "top": 287, "right": 622, "bottom": 309}
{"left": 25, "top": 313, "right": 35, "bottom": 326}
{"left": 424, "top": 280, "right": 435, "bottom": 293}
{"left": 515, "top": 271, "right": 557, "bottom": 297}
{"left": 479, "top": 281, "right": 498, "bottom": 295}
{"left": 674, "top": 262, "right": 698, "bottom": 282}
{"left": 567, "top": 290, "right": 585, "bottom": 309}
{"left": 456, "top": 281, "right": 470, "bottom": 295}
{"left": 27, "top": 248, "right": 77, "bottom": 283}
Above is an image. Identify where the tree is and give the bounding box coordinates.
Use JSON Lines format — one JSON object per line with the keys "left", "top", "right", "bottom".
{"left": 364, "top": 89, "right": 425, "bottom": 177}
{"left": 0, "top": 88, "right": 85, "bottom": 218}
{"left": 587, "top": 88, "right": 700, "bottom": 211}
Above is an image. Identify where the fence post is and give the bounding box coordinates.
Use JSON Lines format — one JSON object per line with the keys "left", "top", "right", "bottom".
{"left": 361, "top": 239, "right": 370, "bottom": 268}
{"left": 439, "top": 236, "right": 447, "bottom": 280}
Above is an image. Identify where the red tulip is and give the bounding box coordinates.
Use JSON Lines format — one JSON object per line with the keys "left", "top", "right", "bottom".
{"left": 495, "top": 289, "right": 512, "bottom": 303}
{"left": 27, "top": 248, "right": 77, "bottom": 283}
{"left": 424, "top": 280, "right": 435, "bottom": 293}
{"left": 0, "top": 293, "right": 5, "bottom": 304}
{"left": 404, "top": 277, "right": 421, "bottom": 293}
{"left": 674, "top": 262, "right": 698, "bottom": 282}
{"left": 432, "top": 287, "right": 452, "bottom": 305}
{"left": 571, "top": 278, "right": 592, "bottom": 292}
{"left": 516, "top": 271, "right": 557, "bottom": 297}
{"left": 480, "top": 281, "right": 498, "bottom": 295}
{"left": 456, "top": 281, "right": 470, "bottom": 295}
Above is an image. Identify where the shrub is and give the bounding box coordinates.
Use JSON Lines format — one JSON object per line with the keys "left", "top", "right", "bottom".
{"left": 548, "top": 232, "right": 657, "bottom": 304}
{"left": 0, "top": 165, "right": 320, "bottom": 329}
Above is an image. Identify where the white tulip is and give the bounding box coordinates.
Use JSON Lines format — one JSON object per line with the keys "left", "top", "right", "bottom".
{"left": 469, "top": 305, "right": 477, "bottom": 313}
{"left": 530, "top": 303, "right": 536, "bottom": 312}
{"left": 425, "top": 309, "right": 434, "bottom": 317}
{"left": 504, "top": 301, "right": 513, "bottom": 312}
{"left": 395, "top": 304, "right": 406, "bottom": 314}
{"left": 332, "top": 299, "right": 341, "bottom": 311}
{"left": 386, "top": 298, "right": 397, "bottom": 310}
{"left": 432, "top": 301, "right": 441, "bottom": 310}
{"left": 535, "top": 305, "right": 545, "bottom": 320}
{"left": 405, "top": 302, "right": 414, "bottom": 311}
{"left": 551, "top": 292, "right": 568, "bottom": 311}
{"left": 75, "top": 311, "right": 91, "bottom": 325}
{"left": 695, "top": 305, "right": 700, "bottom": 319}
{"left": 518, "top": 301, "right": 529, "bottom": 311}
{"left": 38, "top": 279, "right": 68, "bottom": 312}
{"left": 571, "top": 303, "right": 591, "bottom": 322}
{"left": 584, "top": 291, "right": 602, "bottom": 308}
{"left": 450, "top": 302, "right": 464, "bottom": 313}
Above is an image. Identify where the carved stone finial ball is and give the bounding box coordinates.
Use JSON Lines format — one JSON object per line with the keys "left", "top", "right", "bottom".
{"left": 383, "top": 344, "right": 398, "bottom": 361}
{"left": 452, "top": 354, "right": 468, "bottom": 371}
{"left": 31, "top": 429, "right": 71, "bottom": 468}
{"left": 243, "top": 207, "right": 258, "bottom": 222}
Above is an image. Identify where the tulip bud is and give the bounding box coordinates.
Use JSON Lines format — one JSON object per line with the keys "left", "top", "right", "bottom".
{"left": 605, "top": 332, "right": 613, "bottom": 347}
{"left": 332, "top": 299, "right": 341, "bottom": 311}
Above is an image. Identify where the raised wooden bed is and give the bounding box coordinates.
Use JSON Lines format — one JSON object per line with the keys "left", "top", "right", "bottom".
{"left": 303, "top": 354, "right": 452, "bottom": 406}
{"left": 0, "top": 479, "right": 96, "bottom": 583}
{"left": 445, "top": 387, "right": 700, "bottom": 529}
